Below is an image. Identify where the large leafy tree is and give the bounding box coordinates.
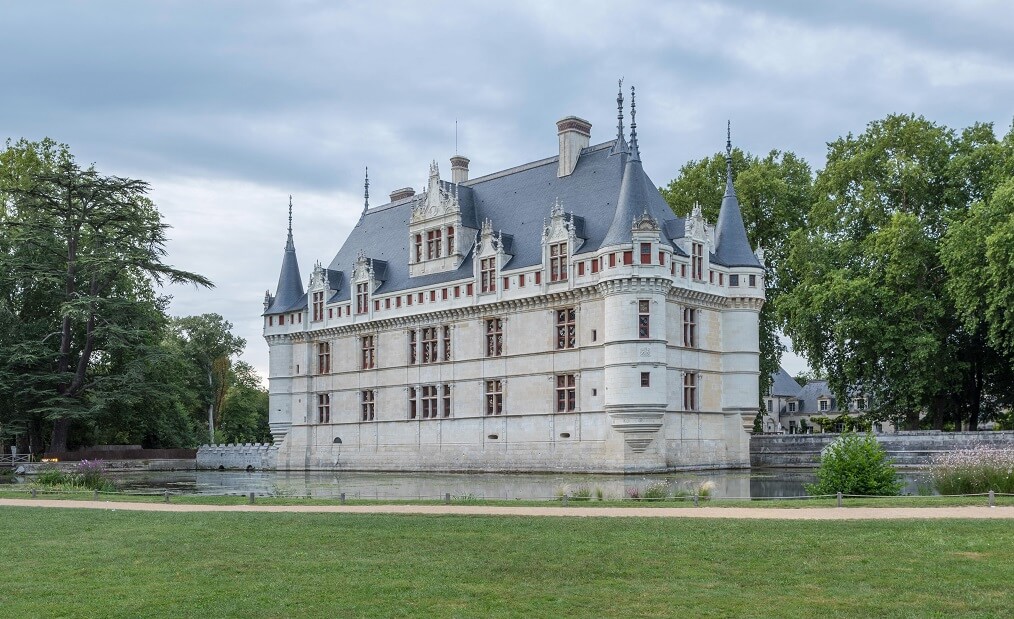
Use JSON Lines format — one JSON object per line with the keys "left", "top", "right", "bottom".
{"left": 0, "top": 140, "right": 212, "bottom": 451}
{"left": 661, "top": 148, "right": 813, "bottom": 397}
{"left": 778, "top": 115, "right": 1014, "bottom": 429}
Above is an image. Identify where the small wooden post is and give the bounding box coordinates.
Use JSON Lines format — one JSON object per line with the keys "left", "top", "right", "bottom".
{"left": 836, "top": 492, "right": 843, "bottom": 507}
{"left": 988, "top": 490, "right": 995, "bottom": 507}
{"left": 248, "top": 492, "right": 255, "bottom": 505}
{"left": 93, "top": 489, "right": 99, "bottom": 500}
{"left": 444, "top": 492, "right": 451, "bottom": 505}
{"left": 562, "top": 493, "right": 569, "bottom": 506}
{"left": 31, "top": 488, "right": 37, "bottom": 499}
{"left": 164, "top": 490, "right": 170, "bottom": 504}
{"left": 693, "top": 494, "right": 698, "bottom": 507}
{"left": 340, "top": 492, "right": 346, "bottom": 505}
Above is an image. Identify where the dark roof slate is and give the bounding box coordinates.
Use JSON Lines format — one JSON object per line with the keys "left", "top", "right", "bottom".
{"left": 265, "top": 231, "right": 304, "bottom": 314}
{"left": 713, "top": 161, "right": 762, "bottom": 268}
{"left": 769, "top": 367, "right": 803, "bottom": 397}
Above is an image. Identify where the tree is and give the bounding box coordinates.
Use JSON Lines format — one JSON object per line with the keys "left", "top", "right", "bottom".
{"left": 661, "top": 148, "right": 813, "bottom": 397}
{"left": 218, "top": 361, "right": 270, "bottom": 444}
{"left": 0, "top": 140, "right": 212, "bottom": 451}
{"left": 168, "top": 314, "right": 246, "bottom": 442}
{"left": 778, "top": 115, "right": 1014, "bottom": 430}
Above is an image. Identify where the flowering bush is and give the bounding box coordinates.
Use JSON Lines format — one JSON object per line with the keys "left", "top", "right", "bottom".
{"left": 931, "top": 445, "right": 1014, "bottom": 495}
{"left": 76, "top": 460, "right": 115, "bottom": 491}
{"left": 806, "top": 432, "right": 903, "bottom": 496}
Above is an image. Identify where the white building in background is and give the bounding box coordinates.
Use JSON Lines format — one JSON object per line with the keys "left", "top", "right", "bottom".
{"left": 261, "top": 86, "right": 765, "bottom": 472}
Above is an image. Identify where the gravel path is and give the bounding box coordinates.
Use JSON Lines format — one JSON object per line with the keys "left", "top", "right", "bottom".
{"left": 1, "top": 498, "right": 1011, "bottom": 520}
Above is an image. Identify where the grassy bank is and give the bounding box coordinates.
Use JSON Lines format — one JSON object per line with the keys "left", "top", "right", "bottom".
{"left": 2, "top": 507, "right": 1012, "bottom": 617}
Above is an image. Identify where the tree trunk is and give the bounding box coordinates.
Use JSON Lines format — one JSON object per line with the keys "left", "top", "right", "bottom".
{"left": 49, "top": 417, "right": 71, "bottom": 453}
{"left": 207, "top": 369, "right": 215, "bottom": 443}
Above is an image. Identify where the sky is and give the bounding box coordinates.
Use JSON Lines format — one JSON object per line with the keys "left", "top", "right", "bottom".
{"left": 3, "top": 0, "right": 1013, "bottom": 380}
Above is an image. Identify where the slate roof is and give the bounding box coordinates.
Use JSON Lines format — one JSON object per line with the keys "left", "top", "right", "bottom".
{"left": 769, "top": 367, "right": 803, "bottom": 398}
{"left": 266, "top": 228, "right": 304, "bottom": 314}
{"left": 793, "top": 380, "right": 837, "bottom": 414}
{"left": 713, "top": 156, "right": 762, "bottom": 268}
{"left": 320, "top": 139, "right": 683, "bottom": 303}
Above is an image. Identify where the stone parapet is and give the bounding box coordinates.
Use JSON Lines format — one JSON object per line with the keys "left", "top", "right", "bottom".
{"left": 751, "top": 431, "right": 1014, "bottom": 468}
{"left": 197, "top": 443, "right": 278, "bottom": 470}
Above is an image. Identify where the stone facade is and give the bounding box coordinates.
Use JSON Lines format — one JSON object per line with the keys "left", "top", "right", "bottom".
{"left": 262, "top": 90, "right": 764, "bottom": 473}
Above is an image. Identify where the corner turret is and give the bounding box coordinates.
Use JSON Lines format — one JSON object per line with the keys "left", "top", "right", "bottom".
{"left": 713, "top": 123, "right": 762, "bottom": 268}
{"left": 265, "top": 196, "right": 304, "bottom": 314}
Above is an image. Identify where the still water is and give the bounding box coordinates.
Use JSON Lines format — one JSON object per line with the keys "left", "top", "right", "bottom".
{"left": 108, "top": 469, "right": 931, "bottom": 500}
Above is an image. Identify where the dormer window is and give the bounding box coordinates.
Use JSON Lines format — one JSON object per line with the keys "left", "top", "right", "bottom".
{"left": 640, "top": 242, "right": 651, "bottom": 264}
{"left": 819, "top": 398, "right": 830, "bottom": 412}
{"left": 426, "top": 229, "right": 443, "bottom": 259}
{"left": 447, "top": 226, "right": 454, "bottom": 255}
{"left": 356, "top": 282, "right": 369, "bottom": 314}
{"left": 312, "top": 291, "right": 324, "bottom": 322}
{"left": 692, "top": 242, "right": 704, "bottom": 280}
{"left": 549, "top": 242, "right": 568, "bottom": 282}
{"left": 788, "top": 401, "right": 797, "bottom": 413}
{"left": 855, "top": 397, "right": 866, "bottom": 410}
{"left": 480, "top": 257, "right": 496, "bottom": 293}
{"left": 414, "top": 234, "right": 422, "bottom": 262}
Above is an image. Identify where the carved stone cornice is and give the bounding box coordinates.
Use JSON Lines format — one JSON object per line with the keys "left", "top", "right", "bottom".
{"left": 668, "top": 287, "right": 727, "bottom": 310}
{"left": 597, "top": 277, "right": 673, "bottom": 297}
{"left": 727, "top": 296, "right": 766, "bottom": 311}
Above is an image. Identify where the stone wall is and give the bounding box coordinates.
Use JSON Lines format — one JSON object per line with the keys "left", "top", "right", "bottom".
{"left": 751, "top": 430, "right": 1014, "bottom": 468}
{"left": 197, "top": 443, "right": 277, "bottom": 470}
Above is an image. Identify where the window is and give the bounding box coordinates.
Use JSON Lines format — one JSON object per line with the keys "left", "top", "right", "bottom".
{"left": 442, "top": 385, "right": 451, "bottom": 418}
{"left": 680, "top": 263, "right": 687, "bottom": 278}
{"left": 409, "top": 387, "right": 417, "bottom": 419}
{"left": 447, "top": 226, "right": 454, "bottom": 255}
{"left": 855, "top": 397, "right": 866, "bottom": 410}
{"left": 640, "top": 372, "right": 650, "bottom": 387}
{"left": 374, "top": 300, "right": 380, "bottom": 312}
{"left": 268, "top": 316, "right": 273, "bottom": 326}
{"left": 623, "top": 251, "right": 633, "bottom": 265}
{"left": 591, "top": 260, "right": 599, "bottom": 274}
{"left": 719, "top": 273, "right": 724, "bottom": 286}
{"left": 535, "top": 271, "right": 542, "bottom": 285}
{"left": 414, "top": 234, "right": 423, "bottom": 262}
{"left": 396, "top": 297, "right": 401, "bottom": 308}
{"left": 312, "top": 291, "right": 324, "bottom": 321}
{"left": 356, "top": 282, "right": 369, "bottom": 314}
{"left": 578, "top": 261, "right": 585, "bottom": 276}
{"left": 467, "top": 283, "right": 474, "bottom": 296}
{"left": 421, "top": 327, "right": 438, "bottom": 363}
{"left": 556, "top": 307, "right": 576, "bottom": 349}
{"left": 556, "top": 374, "right": 576, "bottom": 412}
{"left": 426, "top": 229, "right": 442, "bottom": 259}
{"left": 317, "top": 393, "right": 331, "bottom": 423}
{"left": 550, "top": 242, "right": 568, "bottom": 282}
{"left": 328, "top": 308, "right": 333, "bottom": 319}
{"left": 683, "top": 373, "right": 697, "bottom": 411}
{"left": 749, "top": 274, "right": 757, "bottom": 287}
{"left": 692, "top": 242, "right": 704, "bottom": 280}
{"left": 443, "top": 326, "right": 451, "bottom": 361}
{"left": 485, "top": 380, "right": 503, "bottom": 415}
{"left": 503, "top": 277, "right": 509, "bottom": 290}
{"left": 709, "top": 271, "right": 714, "bottom": 284}
{"left": 658, "top": 251, "right": 664, "bottom": 265}
{"left": 361, "top": 335, "right": 375, "bottom": 369}
{"left": 609, "top": 254, "right": 616, "bottom": 268}
{"left": 442, "top": 288, "right": 448, "bottom": 300}
{"left": 766, "top": 399, "right": 773, "bottom": 412}
{"left": 683, "top": 307, "right": 697, "bottom": 348}
{"left": 421, "top": 385, "right": 438, "bottom": 419}
{"left": 638, "top": 300, "right": 650, "bottom": 339}
{"left": 519, "top": 274, "right": 526, "bottom": 287}
{"left": 486, "top": 318, "right": 503, "bottom": 357}
{"left": 640, "top": 242, "right": 651, "bottom": 264}
{"left": 278, "top": 314, "right": 284, "bottom": 326}
{"left": 454, "top": 286, "right": 460, "bottom": 298}
{"left": 317, "top": 341, "right": 331, "bottom": 374}
{"left": 409, "top": 330, "right": 417, "bottom": 364}
{"left": 361, "top": 390, "right": 375, "bottom": 421}
{"left": 480, "top": 257, "right": 496, "bottom": 293}
{"left": 788, "top": 402, "right": 797, "bottom": 413}
{"left": 591, "top": 329, "right": 597, "bottom": 342}
{"left": 819, "top": 399, "right": 829, "bottom": 412}
{"left": 729, "top": 274, "right": 739, "bottom": 287}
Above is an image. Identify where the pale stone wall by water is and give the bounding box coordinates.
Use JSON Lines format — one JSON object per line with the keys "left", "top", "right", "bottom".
{"left": 751, "top": 431, "right": 1014, "bottom": 468}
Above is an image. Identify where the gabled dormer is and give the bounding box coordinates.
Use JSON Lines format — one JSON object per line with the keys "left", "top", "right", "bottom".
{"left": 307, "top": 262, "right": 342, "bottom": 323}
{"left": 408, "top": 160, "right": 476, "bottom": 277}
{"left": 631, "top": 210, "right": 662, "bottom": 266}
{"left": 352, "top": 250, "right": 387, "bottom": 318}
{"left": 473, "top": 218, "right": 513, "bottom": 299}
{"left": 680, "top": 203, "right": 711, "bottom": 282}
{"left": 541, "top": 198, "right": 585, "bottom": 285}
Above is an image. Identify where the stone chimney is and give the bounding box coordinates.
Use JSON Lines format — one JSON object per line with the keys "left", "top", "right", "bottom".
{"left": 389, "top": 187, "right": 416, "bottom": 202}
{"left": 556, "top": 116, "right": 592, "bottom": 177}
{"left": 450, "top": 155, "right": 470, "bottom": 184}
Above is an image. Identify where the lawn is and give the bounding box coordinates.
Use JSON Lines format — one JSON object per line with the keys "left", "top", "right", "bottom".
{"left": 2, "top": 507, "right": 1011, "bottom": 618}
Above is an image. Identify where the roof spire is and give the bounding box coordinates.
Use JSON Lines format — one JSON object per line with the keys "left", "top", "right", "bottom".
{"left": 628, "top": 85, "right": 640, "bottom": 162}
{"left": 610, "top": 78, "right": 628, "bottom": 156}
{"left": 363, "top": 166, "right": 370, "bottom": 213}
{"left": 724, "top": 120, "right": 734, "bottom": 195}
{"left": 286, "top": 195, "right": 294, "bottom": 250}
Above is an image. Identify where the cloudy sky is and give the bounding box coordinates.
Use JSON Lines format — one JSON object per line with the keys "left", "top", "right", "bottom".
{"left": 3, "top": 1, "right": 1013, "bottom": 379}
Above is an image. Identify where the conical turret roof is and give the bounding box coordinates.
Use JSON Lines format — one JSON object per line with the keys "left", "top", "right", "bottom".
{"left": 267, "top": 197, "right": 305, "bottom": 313}
{"left": 714, "top": 126, "right": 762, "bottom": 268}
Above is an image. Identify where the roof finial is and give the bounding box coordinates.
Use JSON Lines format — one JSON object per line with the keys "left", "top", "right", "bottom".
{"left": 616, "top": 77, "right": 624, "bottom": 144}
{"left": 363, "top": 166, "right": 370, "bottom": 213}
{"left": 628, "top": 85, "right": 640, "bottom": 162}
{"left": 286, "top": 195, "right": 295, "bottom": 250}
{"left": 726, "top": 120, "right": 732, "bottom": 160}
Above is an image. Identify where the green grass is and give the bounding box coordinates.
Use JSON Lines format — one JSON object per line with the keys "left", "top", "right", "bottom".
{"left": 2, "top": 507, "right": 1012, "bottom": 617}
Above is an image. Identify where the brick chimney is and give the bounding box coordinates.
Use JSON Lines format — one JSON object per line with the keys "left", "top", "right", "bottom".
{"left": 450, "top": 155, "right": 470, "bottom": 184}
{"left": 389, "top": 187, "right": 416, "bottom": 202}
{"left": 556, "top": 116, "right": 591, "bottom": 177}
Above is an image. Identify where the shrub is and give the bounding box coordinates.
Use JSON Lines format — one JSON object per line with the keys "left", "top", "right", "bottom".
{"left": 931, "top": 445, "right": 1014, "bottom": 495}
{"left": 625, "top": 487, "right": 642, "bottom": 501}
{"left": 595, "top": 487, "right": 604, "bottom": 501}
{"left": 572, "top": 486, "right": 592, "bottom": 501}
{"left": 643, "top": 481, "right": 669, "bottom": 501}
{"left": 694, "top": 481, "right": 715, "bottom": 500}
{"left": 75, "top": 460, "right": 115, "bottom": 491}
{"left": 36, "top": 466, "right": 74, "bottom": 486}
{"left": 805, "top": 432, "right": 902, "bottom": 496}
